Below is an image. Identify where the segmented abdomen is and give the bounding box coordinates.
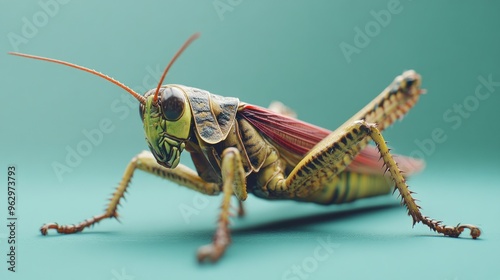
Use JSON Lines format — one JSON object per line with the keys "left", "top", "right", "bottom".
{"left": 298, "top": 172, "right": 393, "bottom": 205}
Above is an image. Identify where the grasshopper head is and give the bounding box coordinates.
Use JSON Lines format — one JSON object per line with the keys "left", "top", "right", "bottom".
{"left": 137, "top": 32, "right": 199, "bottom": 169}
{"left": 139, "top": 86, "right": 192, "bottom": 168}
{"left": 9, "top": 33, "right": 200, "bottom": 169}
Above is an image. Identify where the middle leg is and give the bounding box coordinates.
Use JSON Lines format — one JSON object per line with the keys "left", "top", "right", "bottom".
{"left": 197, "top": 147, "right": 248, "bottom": 262}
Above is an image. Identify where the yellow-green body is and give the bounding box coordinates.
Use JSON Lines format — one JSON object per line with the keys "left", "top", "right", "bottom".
{"left": 140, "top": 69, "right": 422, "bottom": 206}
{"left": 141, "top": 84, "right": 398, "bottom": 206}
{"left": 13, "top": 46, "right": 480, "bottom": 263}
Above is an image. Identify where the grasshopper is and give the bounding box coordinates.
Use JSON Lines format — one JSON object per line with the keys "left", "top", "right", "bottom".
{"left": 10, "top": 33, "right": 480, "bottom": 262}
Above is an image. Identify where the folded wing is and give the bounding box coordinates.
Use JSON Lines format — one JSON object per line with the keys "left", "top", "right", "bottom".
{"left": 239, "top": 104, "right": 424, "bottom": 176}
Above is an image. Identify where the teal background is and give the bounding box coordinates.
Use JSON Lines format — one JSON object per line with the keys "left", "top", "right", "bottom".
{"left": 1, "top": 1, "right": 499, "bottom": 279}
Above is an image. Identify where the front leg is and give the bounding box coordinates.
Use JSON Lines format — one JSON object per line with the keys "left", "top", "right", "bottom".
{"left": 197, "top": 147, "right": 248, "bottom": 262}
{"left": 40, "top": 151, "right": 220, "bottom": 235}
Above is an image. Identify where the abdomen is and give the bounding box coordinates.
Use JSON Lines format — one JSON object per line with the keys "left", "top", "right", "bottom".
{"left": 297, "top": 172, "right": 393, "bottom": 205}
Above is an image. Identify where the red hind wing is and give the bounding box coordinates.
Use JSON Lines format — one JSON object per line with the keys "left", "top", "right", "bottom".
{"left": 239, "top": 104, "right": 424, "bottom": 175}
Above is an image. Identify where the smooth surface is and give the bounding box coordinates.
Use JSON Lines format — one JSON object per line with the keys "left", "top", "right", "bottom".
{"left": 1, "top": 1, "right": 499, "bottom": 279}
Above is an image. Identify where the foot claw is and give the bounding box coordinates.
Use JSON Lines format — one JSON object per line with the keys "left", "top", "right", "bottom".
{"left": 197, "top": 244, "right": 224, "bottom": 263}
{"left": 440, "top": 224, "right": 481, "bottom": 239}
{"left": 457, "top": 224, "right": 481, "bottom": 239}
{"left": 40, "top": 223, "right": 59, "bottom": 235}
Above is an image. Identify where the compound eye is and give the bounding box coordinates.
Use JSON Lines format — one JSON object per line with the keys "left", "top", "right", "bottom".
{"left": 160, "top": 87, "right": 185, "bottom": 121}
